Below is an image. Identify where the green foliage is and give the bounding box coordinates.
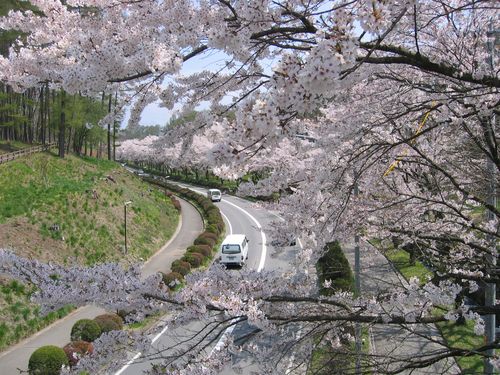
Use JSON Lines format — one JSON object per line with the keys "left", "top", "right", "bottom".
{"left": 0, "top": 279, "right": 74, "bottom": 350}
{"left": 182, "top": 252, "right": 204, "bottom": 268}
{"left": 28, "top": 345, "right": 69, "bottom": 375}
{"left": 93, "top": 314, "right": 123, "bottom": 333}
{"left": 170, "top": 260, "right": 191, "bottom": 276}
{"left": 316, "top": 241, "right": 354, "bottom": 295}
{"left": 70, "top": 319, "right": 101, "bottom": 342}
{"left": 161, "top": 272, "right": 184, "bottom": 288}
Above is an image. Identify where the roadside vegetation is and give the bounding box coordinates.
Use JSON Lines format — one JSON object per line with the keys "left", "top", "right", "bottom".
{"left": 144, "top": 178, "right": 225, "bottom": 290}
{"left": 371, "top": 239, "right": 484, "bottom": 373}
{"left": 0, "top": 150, "right": 179, "bottom": 351}
{"left": 309, "top": 241, "right": 370, "bottom": 374}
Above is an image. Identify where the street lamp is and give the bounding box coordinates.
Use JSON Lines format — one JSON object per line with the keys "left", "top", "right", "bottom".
{"left": 124, "top": 201, "right": 132, "bottom": 254}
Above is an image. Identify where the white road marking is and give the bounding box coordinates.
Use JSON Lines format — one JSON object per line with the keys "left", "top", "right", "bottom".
{"left": 114, "top": 352, "right": 142, "bottom": 375}
{"left": 221, "top": 199, "right": 267, "bottom": 272}
{"left": 220, "top": 211, "right": 233, "bottom": 235}
{"left": 152, "top": 323, "right": 170, "bottom": 344}
{"left": 115, "top": 185, "right": 268, "bottom": 373}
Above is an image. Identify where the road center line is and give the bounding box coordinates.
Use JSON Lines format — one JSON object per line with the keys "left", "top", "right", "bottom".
{"left": 221, "top": 199, "right": 267, "bottom": 272}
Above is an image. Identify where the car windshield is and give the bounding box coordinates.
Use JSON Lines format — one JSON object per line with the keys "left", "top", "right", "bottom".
{"left": 222, "top": 244, "right": 240, "bottom": 254}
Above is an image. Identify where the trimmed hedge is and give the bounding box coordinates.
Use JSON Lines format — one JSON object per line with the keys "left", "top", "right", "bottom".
{"left": 171, "top": 260, "right": 191, "bottom": 276}
{"left": 94, "top": 313, "right": 123, "bottom": 333}
{"left": 182, "top": 252, "right": 204, "bottom": 268}
{"left": 143, "top": 178, "right": 225, "bottom": 279}
{"left": 29, "top": 345, "right": 69, "bottom": 375}
{"left": 187, "top": 245, "right": 211, "bottom": 257}
{"left": 70, "top": 319, "right": 102, "bottom": 342}
{"left": 199, "top": 231, "right": 218, "bottom": 241}
{"left": 63, "top": 341, "right": 93, "bottom": 367}
{"left": 162, "top": 272, "right": 184, "bottom": 288}
{"left": 194, "top": 236, "right": 215, "bottom": 247}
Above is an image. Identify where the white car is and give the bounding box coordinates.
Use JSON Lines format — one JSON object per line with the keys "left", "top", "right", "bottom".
{"left": 220, "top": 234, "right": 249, "bottom": 267}
{"left": 207, "top": 188, "right": 222, "bottom": 202}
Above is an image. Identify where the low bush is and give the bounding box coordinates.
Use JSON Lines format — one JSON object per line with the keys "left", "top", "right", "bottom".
{"left": 199, "top": 231, "right": 218, "bottom": 241}
{"left": 70, "top": 319, "right": 101, "bottom": 342}
{"left": 182, "top": 253, "right": 204, "bottom": 268}
{"left": 187, "top": 245, "right": 211, "bottom": 257}
{"left": 63, "top": 340, "right": 93, "bottom": 367}
{"left": 161, "top": 272, "right": 183, "bottom": 288}
{"left": 171, "top": 260, "right": 191, "bottom": 276}
{"left": 94, "top": 313, "right": 123, "bottom": 333}
{"left": 206, "top": 224, "right": 220, "bottom": 235}
{"left": 194, "top": 236, "right": 215, "bottom": 247}
{"left": 28, "top": 345, "right": 69, "bottom": 375}
{"left": 197, "top": 244, "right": 213, "bottom": 256}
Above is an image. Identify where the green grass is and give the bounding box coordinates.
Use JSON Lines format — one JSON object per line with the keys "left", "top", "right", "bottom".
{"left": 0, "top": 152, "right": 179, "bottom": 265}
{"left": 436, "top": 319, "right": 484, "bottom": 374}
{"left": 384, "top": 248, "right": 433, "bottom": 283}
{"left": 372, "top": 239, "right": 485, "bottom": 373}
{"left": 0, "top": 279, "right": 75, "bottom": 350}
{"left": 0, "top": 152, "right": 180, "bottom": 352}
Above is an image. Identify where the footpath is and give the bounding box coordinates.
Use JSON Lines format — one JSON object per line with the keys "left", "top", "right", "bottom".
{"left": 0, "top": 198, "right": 203, "bottom": 375}
{"left": 343, "top": 240, "right": 460, "bottom": 374}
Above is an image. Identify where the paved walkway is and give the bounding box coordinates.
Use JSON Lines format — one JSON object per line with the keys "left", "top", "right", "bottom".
{"left": 0, "top": 198, "right": 203, "bottom": 374}
{"left": 343, "top": 240, "right": 460, "bottom": 374}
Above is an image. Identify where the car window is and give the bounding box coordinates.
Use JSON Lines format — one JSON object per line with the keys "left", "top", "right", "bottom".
{"left": 222, "top": 244, "right": 241, "bottom": 254}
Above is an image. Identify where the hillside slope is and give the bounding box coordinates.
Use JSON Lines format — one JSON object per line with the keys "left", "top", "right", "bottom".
{"left": 0, "top": 151, "right": 179, "bottom": 350}
{"left": 0, "top": 151, "right": 179, "bottom": 265}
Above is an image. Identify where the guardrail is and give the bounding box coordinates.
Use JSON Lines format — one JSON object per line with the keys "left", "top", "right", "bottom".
{"left": 0, "top": 142, "right": 57, "bottom": 165}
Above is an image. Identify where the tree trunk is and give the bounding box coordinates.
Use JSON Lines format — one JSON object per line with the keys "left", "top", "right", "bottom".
{"left": 58, "top": 91, "right": 66, "bottom": 158}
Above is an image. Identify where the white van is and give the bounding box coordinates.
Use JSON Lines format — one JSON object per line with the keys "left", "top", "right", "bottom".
{"left": 207, "top": 188, "right": 222, "bottom": 202}
{"left": 220, "top": 234, "right": 249, "bottom": 267}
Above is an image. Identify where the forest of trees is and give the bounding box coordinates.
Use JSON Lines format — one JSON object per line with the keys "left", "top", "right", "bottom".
{"left": 0, "top": 0, "right": 120, "bottom": 160}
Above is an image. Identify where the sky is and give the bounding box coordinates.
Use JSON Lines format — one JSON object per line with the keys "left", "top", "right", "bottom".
{"left": 121, "top": 49, "right": 231, "bottom": 128}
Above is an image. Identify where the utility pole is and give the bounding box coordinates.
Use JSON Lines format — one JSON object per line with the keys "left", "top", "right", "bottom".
{"left": 484, "top": 22, "right": 499, "bottom": 375}
{"left": 354, "top": 173, "right": 362, "bottom": 374}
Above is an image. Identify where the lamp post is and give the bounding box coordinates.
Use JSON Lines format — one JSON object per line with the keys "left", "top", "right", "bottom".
{"left": 124, "top": 201, "right": 132, "bottom": 254}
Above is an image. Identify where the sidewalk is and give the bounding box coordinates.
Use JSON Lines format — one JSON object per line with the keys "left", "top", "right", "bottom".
{"left": 0, "top": 198, "right": 203, "bottom": 374}
{"left": 343, "top": 240, "right": 460, "bottom": 374}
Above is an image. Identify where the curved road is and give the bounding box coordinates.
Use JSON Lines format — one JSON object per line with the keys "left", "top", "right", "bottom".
{"left": 0, "top": 197, "right": 203, "bottom": 375}
{"left": 115, "top": 183, "right": 300, "bottom": 375}
{"left": 116, "top": 182, "right": 459, "bottom": 375}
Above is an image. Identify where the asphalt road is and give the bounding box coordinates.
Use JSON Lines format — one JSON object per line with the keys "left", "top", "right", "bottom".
{"left": 0, "top": 197, "right": 202, "bottom": 375}
{"left": 114, "top": 184, "right": 303, "bottom": 375}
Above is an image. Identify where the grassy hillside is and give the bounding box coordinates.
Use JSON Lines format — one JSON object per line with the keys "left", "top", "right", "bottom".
{"left": 0, "top": 150, "right": 179, "bottom": 350}
{"left": 0, "top": 151, "right": 179, "bottom": 265}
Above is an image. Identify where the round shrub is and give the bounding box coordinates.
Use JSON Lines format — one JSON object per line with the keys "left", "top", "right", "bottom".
{"left": 188, "top": 245, "right": 211, "bottom": 257}
{"left": 161, "top": 272, "right": 184, "bottom": 288}
{"left": 171, "top": 260, "right": 191, "bottom": 276}
{"left": 199, "top": 231, "right": 218, "bottom": 241}
{"left": 194, "top": 236, "right": 215, "bottom": 247}
{"left": 63, "top": 341, "right": 93, "bottom": 367}
{"left": 94, "top": 313, "right": 123, "bottom": 333}
{"left": 70, "top": 319, "right": 101, "bottom": 342}
{"left": 182, "top": 253, "right": 203, "bottom": 268}
{"left": 29, "top": 345, "right": 69, "bottom": 375}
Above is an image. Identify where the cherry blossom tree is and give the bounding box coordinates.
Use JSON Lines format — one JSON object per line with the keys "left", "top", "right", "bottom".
{"left": 0, "top": 0, "right": 499, "bottom": 373}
